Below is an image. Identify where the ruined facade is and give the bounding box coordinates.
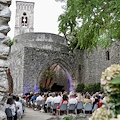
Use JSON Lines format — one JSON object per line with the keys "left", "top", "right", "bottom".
{"left": 8, "top": 1, "right": 120, "bottom": 95}
{"left": 9, "top": 33, "right": 80, "bottom": 94}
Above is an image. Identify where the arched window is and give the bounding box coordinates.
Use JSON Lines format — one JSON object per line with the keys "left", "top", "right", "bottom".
{"left": 21, "top": 12, "right": 28, "bottom": 26}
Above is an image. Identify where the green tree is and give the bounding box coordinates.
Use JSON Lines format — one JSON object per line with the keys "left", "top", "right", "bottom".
{"left": 57, "top": 0, "right": 120, "bottom": 51}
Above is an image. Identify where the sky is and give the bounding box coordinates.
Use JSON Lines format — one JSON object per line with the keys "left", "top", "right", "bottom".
{"left": 8, "top": 0, "right": 64, "bottom": 39}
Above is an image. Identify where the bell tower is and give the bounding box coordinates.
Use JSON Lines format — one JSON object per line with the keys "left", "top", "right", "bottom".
{"left": 14, "top": 1, "right": 34, "bottom": 36}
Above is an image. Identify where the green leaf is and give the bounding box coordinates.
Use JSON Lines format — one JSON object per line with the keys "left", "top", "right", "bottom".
{"left": 57, "top": 0, "right": 120, "bottom": 52}
{"left": 110, "top": 77, "right": 120, "bottom": 84}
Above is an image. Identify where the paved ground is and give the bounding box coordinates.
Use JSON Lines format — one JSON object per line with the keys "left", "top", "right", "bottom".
{"left": 22, "top": 108, "right": 91, "bottom": 120}
{"left": 22, "top": 108, "right": 54, "bottom": 120}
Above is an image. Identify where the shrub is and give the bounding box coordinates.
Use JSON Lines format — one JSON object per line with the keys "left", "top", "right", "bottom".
{"left": 76, "top": 83, "right": 102, "bottom": 94}
{"left": 84, "top": 83, "right": 95, "bottom": 95}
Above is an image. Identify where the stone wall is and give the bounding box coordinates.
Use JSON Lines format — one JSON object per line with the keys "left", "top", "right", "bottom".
{"left": 23, "top": 47, "right": 79, "bottom": 93}
{"left": 0, "top": 0, "right": 11, "bottom": 119}
{"left": 79, "top": 41, "right": 120, "bottom": 85}
{"left": 9, "top": 32, "right": 120, "bottom": 94}
{"left": 8, "top": 44, "right": 24, "bottom": 94}
{"left": 9, "top": 33, "right": 80, "bottom": 94}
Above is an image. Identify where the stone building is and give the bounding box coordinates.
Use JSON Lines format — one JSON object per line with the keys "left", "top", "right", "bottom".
{"left": 8, "top": 1, "right": 120, "bottom": 95}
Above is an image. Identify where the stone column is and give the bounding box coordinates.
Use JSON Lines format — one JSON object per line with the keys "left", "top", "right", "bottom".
{"left": 0, "top": 0, "right": 11, "bottom": 119}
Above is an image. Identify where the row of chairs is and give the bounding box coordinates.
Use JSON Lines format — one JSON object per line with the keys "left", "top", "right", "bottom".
{"left": 57, "top": 102, "right": 93, "bottom": 115}
{"left": 48, "top": 101, "right": 108, "bottom": 115}
{"left": 29, "top": 100, "right": 108, "bottom": 115}
{"left": 46, "top": 102, "right": 98, "bottom": 115}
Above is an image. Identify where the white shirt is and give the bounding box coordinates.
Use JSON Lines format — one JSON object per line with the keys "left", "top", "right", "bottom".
{"left": 68, "top": 98, "right": 77, "bottom": 105}
{"left": 45, "top": 96, "right": 53, "bottom": 104}
{"left": 36, "top": 95, "right": 43, "bottom": 101}
{"left": 58, "top": 95, "right": 62, "bottom": 103}
{"left": 52, "top": 96, "right": 61, "bottom": 105}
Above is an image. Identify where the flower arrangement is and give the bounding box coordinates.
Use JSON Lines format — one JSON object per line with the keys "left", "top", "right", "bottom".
{"left": 89, "top": 64, "right": 120, "bottom": 120}
{"left": 101, "top": 64, "right": 120, "bottom": 87}
{"left": 89, "top": 105, "right": 113, "bottom": 120}
{"left": 110, "top": 115, "right": 120, "bottom": 120}
{"left": 101, "top": 64, "right": 120, "bottom": 117}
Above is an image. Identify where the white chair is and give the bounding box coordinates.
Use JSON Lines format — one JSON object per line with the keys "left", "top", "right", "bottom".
{"left": 76, "top": 101, "right": 84, "bottom": 114}
{"left": 92, "top": 104, "right": 98, "bottom": 112}
{"left": 82, "top": 102, "right": 92, "bottom": 114}
{"left": 51, "top": 103, "right": 60, "bottom": 115}
{"left": 57, "top": 103, "right": 67, "bottom": 115}
{"left": 68, "top": 104, "right": 76, "bottom": 114}
{"left": 46, "top": 102, "right": 52, "bottom": 113}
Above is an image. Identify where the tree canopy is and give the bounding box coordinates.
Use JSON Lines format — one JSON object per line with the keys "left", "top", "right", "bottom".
{"left": 57, "top": 0, "right": 120, "bottom": 51}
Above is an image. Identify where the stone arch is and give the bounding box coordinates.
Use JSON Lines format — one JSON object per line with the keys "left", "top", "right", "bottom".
{"left": 37, "top": 59, "right": 75, "bottom": 93}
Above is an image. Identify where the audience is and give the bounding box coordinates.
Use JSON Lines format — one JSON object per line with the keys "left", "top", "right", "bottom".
{"left": 4, "top": 90, "right": 107, "bottom": 118}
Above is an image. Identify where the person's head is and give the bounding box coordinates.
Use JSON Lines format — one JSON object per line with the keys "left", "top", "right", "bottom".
{"left": 7, "top": 97, "right": 13, "bottom": 105}
{"left": 70, "top": 94, "right": 74, "bottom": 98}
{"left": 49, "top": 93, "right": 52, "bottom": 97}
{"left": 59, "top": 92, "right": 61, "bottom": 96}
{"left": 55, "top": 92, "right": 58, "bottom": 97}
{"left": 63, "top": 94, "right": 68, "bottom": 100}
{"left": 95, "top": 94, "right": 99, "bottom": 99}
{"left": 101, "top": 96, "right": 104, "bottom": 100}
{"left": 16, "top": 96, "right": 19, "bottom": 101}
{"left": 12, "top": 95, "right": 16, "bottom": 100}
{"left": 52, "top": 93, "right": 55, "bottom": 97}
{"left": 81, "top": 93, "right": 84, "bottom": 97}
{"left": 74, "top": 93, "right": 77, "bottom": 97}
{"left": 86, "top": 95, "right": 90, "bottom": 99}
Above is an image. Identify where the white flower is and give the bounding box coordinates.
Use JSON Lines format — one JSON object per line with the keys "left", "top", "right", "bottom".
{"left": 101, "top": 80, "right": 107, "bottom": 85}
{"left": 106, "top": 76, "right": 111, "bottom": 81}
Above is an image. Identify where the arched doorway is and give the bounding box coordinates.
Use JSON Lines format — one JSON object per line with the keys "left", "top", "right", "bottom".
{"left": 37, "top": 62, "right": 74, "bottom": 93}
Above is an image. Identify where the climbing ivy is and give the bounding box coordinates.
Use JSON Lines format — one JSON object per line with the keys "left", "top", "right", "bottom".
{"left": 9, "top": 39, "right": 17, "bottom": 47}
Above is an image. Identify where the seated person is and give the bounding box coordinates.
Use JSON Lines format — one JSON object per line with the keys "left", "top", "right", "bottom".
{"left": 83, "top": 95, "right": 92, "bottom": 108}
{"left": 97, "top": 97, "right": 103, "bottom": 108}
{"left": 68, "top": 94, "right": 77, "bottom": 105}
{"left": 57, "top": 94, "right": 68, "bottom": 115}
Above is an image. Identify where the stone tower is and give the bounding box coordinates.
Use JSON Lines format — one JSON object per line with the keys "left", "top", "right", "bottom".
{"left": 14, "top": 1, "right": 34, "bottom": 37}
